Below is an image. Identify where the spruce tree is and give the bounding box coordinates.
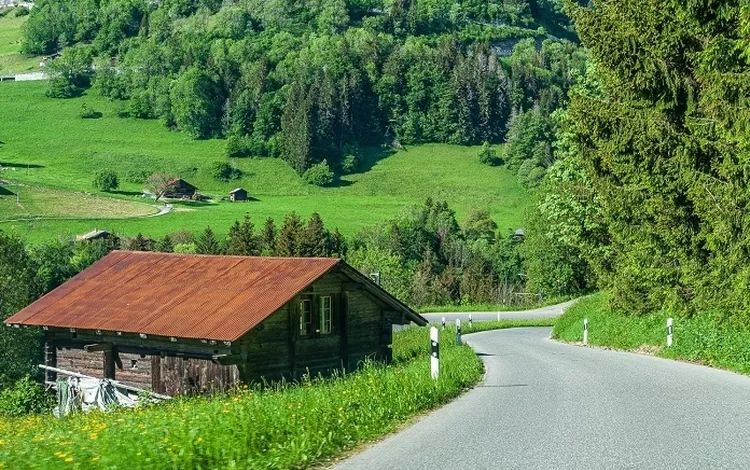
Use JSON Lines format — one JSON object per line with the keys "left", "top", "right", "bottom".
{"left": 276, "top": 213, "right": 303, "bottom": 257}
{"left": 155, "top": 234, "right": 174, "bottom": 253}
{"left": 301, "top": 212, "right": 329, "bottom": 257}
{"left": 227, "top": 215, "right": 260, "bottom": 256}
{"left": 261, "top": 217, "right": 277, "bottom": 256}
{"left": 127, "top": 233, "right": 151, "bottom": 251}
{"left": 196, "top": 227, "right": 223, "bottom": 255}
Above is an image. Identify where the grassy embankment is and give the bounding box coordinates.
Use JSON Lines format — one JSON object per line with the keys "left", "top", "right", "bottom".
{"left": 417, "top": 296, "right": 572, "bottom": 314}
{"left": 554, "top": 292, "right": 750, "bottom": 375}
{"left": 0, "top": 14, "right": 40, "bottom": 75}
{"left": 0, "top": 81, "right": 528, "bottom": 242}
{"left": 0, "top": 319, "right": 551, "bottom": 469}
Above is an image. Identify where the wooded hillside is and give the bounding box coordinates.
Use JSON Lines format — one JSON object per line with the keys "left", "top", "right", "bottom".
{"left": 23, "top": 0, "right": 584, "bottom": 177}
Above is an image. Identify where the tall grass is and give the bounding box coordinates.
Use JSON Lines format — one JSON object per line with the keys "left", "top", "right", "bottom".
{"left": 0, "top": 327, "right": 483, "bottom": 469}
{"left": 554, "top": 292, "right": 750, "bottom": 375}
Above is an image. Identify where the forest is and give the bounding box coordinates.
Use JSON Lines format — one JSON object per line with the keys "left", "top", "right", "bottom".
{"left": 22, "top": 0, "right": 584, "bottom": 181}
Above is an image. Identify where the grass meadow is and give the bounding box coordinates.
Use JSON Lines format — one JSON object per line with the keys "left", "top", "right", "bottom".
{"left": 0, "top": 321, "right": 552, "bottom": 469}
{"left": 0, "top": 81, "right": 528, "bottom": 243}
{"left": 0, "top": 14, "right": 39, "bottom": 75}
{"left": 553, "top": 293, "right": 750, "bottom": 375}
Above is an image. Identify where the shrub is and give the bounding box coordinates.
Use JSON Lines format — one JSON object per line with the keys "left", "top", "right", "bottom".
{"left": 341, "top": 154, "right": 359, "bottom": 174}
{"left": 478, "top": 141, "right": 502, "bottom": 166}
{"left": 92, "top": 170, "right": 119, "bottom": 192}
{"left": 79, "top": 104, "right": 102, "bottom": 119}
{"left": 0, "top": 376, "right": 53, "bottom": 417}
{"left": 210, "top": 161, "right": 242, "bottom": 181}
{"left": 12, "top": 6, "right": 29, "bottom": 17}
{"left": 225, "top": 135, "right": 252, "bottom": 158}
{"left": 174, "top": 242, "right": 197, "bottom": 254}
{"left": 303, "top": 160, "right": 334, "bottom": 187}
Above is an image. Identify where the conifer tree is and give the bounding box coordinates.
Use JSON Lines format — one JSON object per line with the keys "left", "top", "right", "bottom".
{"left": 276, "top": 213, "right": 303, "bottom": 257}
{"left": 196, "top": 227, "right": 223, "bottom": 255}
{"left": 261, "top": 217, "right": 277, "bottom": 256}
{"left": 301, "top": 212, "right": 329, "bottom": 257}
{"left": 227, "top": 215, "right": 260, "bottom": 256}
{"left": 155, "top": 234, "right": 174, "bottom": 253}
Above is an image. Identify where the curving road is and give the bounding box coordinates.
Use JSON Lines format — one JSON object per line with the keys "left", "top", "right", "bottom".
{"left": 421, "top": 300, "right": 576, "bottom": 325}
{"left": 335, "top": 327, "right": 750, "bottom": 469}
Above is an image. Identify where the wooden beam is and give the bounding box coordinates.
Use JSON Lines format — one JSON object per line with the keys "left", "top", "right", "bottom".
{"left": 83, "top": 343, "right": 112, "bottom": 353}
{"left": 103, "top": 348, "right": 116, "bottom": 380}
{"left": 44, "top": 337, "right": 57, "bottom": 382}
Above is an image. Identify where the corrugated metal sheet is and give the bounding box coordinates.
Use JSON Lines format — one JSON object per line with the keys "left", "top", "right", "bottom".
{"left": 5, "top": 251, "right": 340, "bottom": 342}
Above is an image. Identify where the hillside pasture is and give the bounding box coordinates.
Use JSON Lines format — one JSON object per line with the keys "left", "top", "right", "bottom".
{"left": 0, "top": 15, "right": 39, "bottom": 75}
{"left": 0, "top": 81, "right": 528, "bottom": 242}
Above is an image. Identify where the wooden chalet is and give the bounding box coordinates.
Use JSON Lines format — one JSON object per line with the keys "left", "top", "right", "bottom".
{"left": 164, "top": 178, "right": 197, "bottom": 199}
{"left": 5, "top": 251, "right": 426, "bottom": 395}
{"left": 229, "top": 187, "right": 248, "bottom": 202}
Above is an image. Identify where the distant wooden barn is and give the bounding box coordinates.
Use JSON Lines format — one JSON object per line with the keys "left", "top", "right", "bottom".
{"left": 5, "top": 251, "right": 426, "bottom": 395}
{"left": 75, "top": 229, "right": 113, "bottom": 242}
{"left": 229, "top": 188, "right": 248, "bottom": 202}
{"left": 164, "top": 178, "right": 197, "bottom": 199}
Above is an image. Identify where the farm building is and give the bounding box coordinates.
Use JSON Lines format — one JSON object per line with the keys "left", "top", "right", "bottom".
{"left": 5, "top": 251, "right": 426, "bottom": 395}
{"left": 76, "top": 229, "right": 113, "bottom": 242}
{"left": 229, "top": 187, "right": 248, "bottom": 202}
{"left": 164, "top": 178, "right": 197, "bottom": 199}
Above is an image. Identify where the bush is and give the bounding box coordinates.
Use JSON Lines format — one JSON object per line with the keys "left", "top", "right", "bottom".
{"left": 303, "top": 161, "right": 334, "bottom": 187}
{"left": 225, "top": 135, "right": 252, "bottom": 158}
{"left": 341, "top": 154, "right": 359, "bottom": 174}
{"left": 174, "top": 242, "right": 197, "bottom": 254}
{"left": 478, "top": 141, "right": 502, "bottom": 166}
{"left": 92, "top": 170, "right": 119, "bottom": 192}
{"left": 210, "top": 161, "right": 242, "bottom": 181}
{"left": 79, "top": 104, "right": 102, "bottom": 119}
{"left": 12, "top": 6, "right": 29, "bottom": 17}
{"left": 0, "top": 376, "right": 53, "bottom": 417}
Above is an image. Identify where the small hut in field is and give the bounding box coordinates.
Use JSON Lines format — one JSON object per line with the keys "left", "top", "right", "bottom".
{"left": 229, "top": 188, "right": 248, "bottom": 202}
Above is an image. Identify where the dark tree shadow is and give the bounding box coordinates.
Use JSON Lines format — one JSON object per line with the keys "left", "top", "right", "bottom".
{"left": 0, "top": 185, "right": 15, "bottom": 196}
{"left": 109, "top": 190, "right": 144, "bottom": 197}
{"left": 0, "top": 162, "right": 45, "bottom": 169}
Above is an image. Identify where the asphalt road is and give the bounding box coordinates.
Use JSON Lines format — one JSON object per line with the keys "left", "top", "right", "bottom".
{"left": 421, "top": 300, "right": 576, "bottom": 325}
{"left": 335, "top": 327, "right": 750, "bottom": 469}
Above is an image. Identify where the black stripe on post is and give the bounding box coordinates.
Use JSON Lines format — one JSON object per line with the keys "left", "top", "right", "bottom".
{"left": 431, "top": 339, "right": 439, "bottom": 360}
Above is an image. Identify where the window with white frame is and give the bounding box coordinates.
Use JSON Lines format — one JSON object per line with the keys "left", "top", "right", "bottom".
{"left": 300, "top": 298, "right": 313, "bottom": 336}
{"left": 320, "top": 296, "right": 333, "bottom": 334}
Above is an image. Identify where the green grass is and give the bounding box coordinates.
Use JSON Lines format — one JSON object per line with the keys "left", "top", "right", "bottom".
{"left": 0, "top": 81, "right": 528, "bottom": 243}
{"left": 553, "top": 292, "right": 750, "bottom": 375}
{"left": 0, "top": 15, "right": 40, "bottom": 75}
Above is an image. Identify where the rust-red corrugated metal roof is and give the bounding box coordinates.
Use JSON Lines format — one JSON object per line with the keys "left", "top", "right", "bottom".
{"left": 5, "top": 251, "right": 340, "bottom": 342}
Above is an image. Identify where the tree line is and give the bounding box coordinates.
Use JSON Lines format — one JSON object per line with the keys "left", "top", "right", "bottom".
{"left": 26, "top": 0, "right": 583, "bottom": 178}
{"left": 520, "top": 1, "right": 750, "bottom": 323}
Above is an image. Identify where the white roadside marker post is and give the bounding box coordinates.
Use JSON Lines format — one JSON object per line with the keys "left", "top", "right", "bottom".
{"left": 430, "top": 326, "right": 439, "bottom": 380}
{"left": 583, "top": 318, "right": 589, "bottom": 346}
{"left": 441, "top": 317, "right": 446, "bottom": 330}
{"left": 456, "top": 318, "right": 462, "bottom": 346}
{"left": 667, "top": 318, "right": 673, "bottom": 347}
{"left": 469, "top": 314, "right": 473, "bottom": 329}
{"left": 497, "top": 311, "right": 500, "bottom": 322}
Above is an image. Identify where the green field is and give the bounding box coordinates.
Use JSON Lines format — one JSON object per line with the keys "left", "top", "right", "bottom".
{"left": 0, "top": 14, "right": 39, "bottom": 75}
{"left": 0, "top": 81, "right": 528, "bottom": 243}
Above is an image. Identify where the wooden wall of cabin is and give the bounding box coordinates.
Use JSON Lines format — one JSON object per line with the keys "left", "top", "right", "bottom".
{"left": 234, "top": 270, "right": 397, "bottom": 382}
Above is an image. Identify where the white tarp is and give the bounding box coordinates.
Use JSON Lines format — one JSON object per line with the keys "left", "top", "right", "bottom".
{"left": 54, "top": 377, "right": 137, "bottom": 417}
